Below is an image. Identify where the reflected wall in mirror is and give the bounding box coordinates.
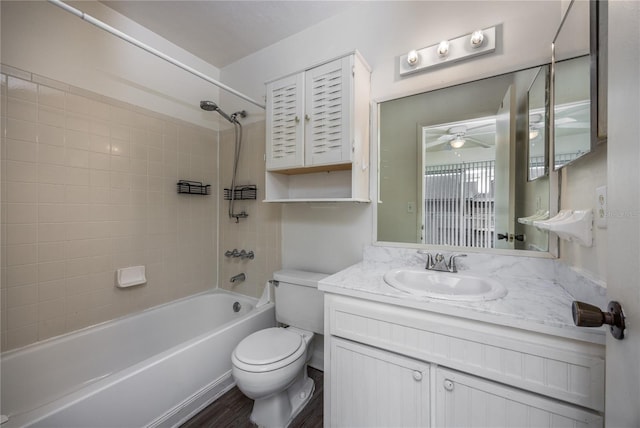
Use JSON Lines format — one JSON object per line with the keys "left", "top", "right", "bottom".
{"left": 552, "top": 0, "right": 607, "bottom": 170}
{"left": 554, "top": 55, "right": 590, "bottom": 168}
{"left": 378, "top": 66, "right": 552, "bottom": 253}
{"left": 527, "top": 65, "right": 549, "bottom": 181}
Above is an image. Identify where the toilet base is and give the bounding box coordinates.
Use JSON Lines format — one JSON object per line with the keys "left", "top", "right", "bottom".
{"left": 249, "top": 367, "right": 315, "bottom": 428}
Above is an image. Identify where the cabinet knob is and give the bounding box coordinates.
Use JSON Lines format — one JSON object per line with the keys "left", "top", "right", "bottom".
{"left": 412, "top": 371, "right": 423, "bottom": 381}
{"left": 295, "top": 115, "right": 300, "bottom": 123}
{"left": 443, "top": 379, "right": 454, "bottom": 391}
{"left": 305, "top": 114, "right": 311, "bottom": 121}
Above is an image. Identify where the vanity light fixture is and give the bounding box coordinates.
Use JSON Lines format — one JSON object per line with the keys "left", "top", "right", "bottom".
{"left": 450, "top": 135, "right": 466, "bottom": 149}
{"left": 400, "top": 26, "right": 497, "bottom": 76}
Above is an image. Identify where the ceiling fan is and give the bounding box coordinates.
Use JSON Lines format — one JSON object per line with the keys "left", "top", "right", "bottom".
{"left": 424, "top": 122, "right": 495, "bottom": 151}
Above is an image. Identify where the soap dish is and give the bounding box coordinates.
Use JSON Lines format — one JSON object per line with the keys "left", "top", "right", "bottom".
{"left": 116, "top": 266, "right": 147, "bottom": 288}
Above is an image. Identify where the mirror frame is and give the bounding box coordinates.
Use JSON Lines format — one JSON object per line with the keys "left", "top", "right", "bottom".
{"left": 372, "top": 66, "right": 559, "bottom": 259}
{"left": 551, "top": 0, "right": 607, "bottom": 171}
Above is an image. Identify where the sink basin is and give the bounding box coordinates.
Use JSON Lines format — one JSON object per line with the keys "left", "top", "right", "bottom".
{"left": 383, "top": 268, "right": 507, "bottom": 301}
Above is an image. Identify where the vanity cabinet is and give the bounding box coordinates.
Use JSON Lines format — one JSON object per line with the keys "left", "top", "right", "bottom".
{"left": 324, "top": 294, "right": 604, "bottom": 428}
{"left": 264, "top": 51, "right": 371, "bottom": 202}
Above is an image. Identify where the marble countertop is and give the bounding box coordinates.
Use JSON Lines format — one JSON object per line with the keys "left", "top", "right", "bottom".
{"left": 319, "top": 246, "right": 607, "bottom": 345}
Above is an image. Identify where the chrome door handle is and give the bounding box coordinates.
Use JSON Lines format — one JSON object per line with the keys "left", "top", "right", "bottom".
{"left": 572, "top": 300, "right": 626, "bottom": 340}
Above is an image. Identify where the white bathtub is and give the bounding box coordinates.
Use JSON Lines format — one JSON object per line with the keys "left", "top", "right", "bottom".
{"left": 0, "top": 289, "right": 276, "bottom": 428}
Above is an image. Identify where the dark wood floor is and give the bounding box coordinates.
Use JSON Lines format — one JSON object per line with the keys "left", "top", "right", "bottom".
{"left": 180, "top": 367, "right": 323, "bottom": 428}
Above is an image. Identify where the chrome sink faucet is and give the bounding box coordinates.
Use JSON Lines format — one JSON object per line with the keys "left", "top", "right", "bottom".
{"left": 417, "top": 251, "right": 467, "bottom": 273}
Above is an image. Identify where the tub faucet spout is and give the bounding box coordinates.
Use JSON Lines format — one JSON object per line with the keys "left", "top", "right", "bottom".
{"left": 230, "top": 273, "right": 246, "bottom": 284}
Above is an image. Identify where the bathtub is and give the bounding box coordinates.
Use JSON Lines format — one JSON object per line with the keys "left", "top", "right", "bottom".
{"left": 0, "top": 289, "right": 275, "bottom": 428}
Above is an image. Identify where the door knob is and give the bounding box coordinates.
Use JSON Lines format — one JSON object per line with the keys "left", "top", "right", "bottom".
{"left": 572, "top": 300, "right": 626, "bottom": 340}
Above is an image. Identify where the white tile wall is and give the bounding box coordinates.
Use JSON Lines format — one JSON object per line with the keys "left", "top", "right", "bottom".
{"left": 1, "top": 67, "right": 219, "bottom": 351}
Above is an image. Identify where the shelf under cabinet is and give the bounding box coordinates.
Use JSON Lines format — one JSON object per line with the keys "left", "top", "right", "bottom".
{"left": 264, "top": 166, "right": 370, "bottom": 202}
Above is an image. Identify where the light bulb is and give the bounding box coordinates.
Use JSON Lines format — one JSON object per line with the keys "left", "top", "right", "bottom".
{"left": 450, "top": 135, "right": 465, "bottom": 149}
{"left": 407, "top": 50, "right": 419, "bottom": 66}
{"left": 437, "top": 40, "right": 450, "bottom": 57}
{"left": 470, "top": 30, "right": 484, "bottom": 48}
{"left": 529, "top": 128, "right": 539, "bottom": 140}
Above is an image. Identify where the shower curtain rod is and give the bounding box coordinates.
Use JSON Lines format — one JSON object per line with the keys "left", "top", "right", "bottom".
{"left": 47, "top": 0, "right": 266, "bottom": 110}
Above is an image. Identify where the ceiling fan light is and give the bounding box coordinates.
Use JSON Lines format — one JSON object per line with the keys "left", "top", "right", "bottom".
{"left": 529, "top": 128, "right": 540, "bottom": 140}
{"left": 450, "top": 136, "right": 465, "bottom": 149}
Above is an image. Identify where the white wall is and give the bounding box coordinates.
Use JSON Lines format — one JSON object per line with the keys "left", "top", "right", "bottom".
{"left": 1, "top": 0, "right": 224, "bottom": 130}
{"left": 221, "top": 1, "right": 563, "bottom": 273}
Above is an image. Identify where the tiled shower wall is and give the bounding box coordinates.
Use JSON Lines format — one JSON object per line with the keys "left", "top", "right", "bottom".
{"left": 0, "top": 66, "right": 218, "bottom": 351}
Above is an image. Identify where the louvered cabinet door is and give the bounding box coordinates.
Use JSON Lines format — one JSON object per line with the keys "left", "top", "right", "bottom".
{"left": 304, "top": 56, "right": 352, "bottom": 167}
{"left": 266, "top": 72, "right": 304, "bottom": 170}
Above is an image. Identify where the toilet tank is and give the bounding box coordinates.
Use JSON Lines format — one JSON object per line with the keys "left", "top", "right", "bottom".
{"left": 273, "top": 270, "right": 328, "bottom": 335}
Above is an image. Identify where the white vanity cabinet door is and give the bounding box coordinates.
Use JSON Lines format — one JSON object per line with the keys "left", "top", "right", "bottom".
{"left": 265, "top": 72, "right": 304, "bottom": 170}
{"left": 435, "top": 368, "right": 603, "bottom": 428}
{"left": 330, "top": 337, "right": 430, "bottom": 428}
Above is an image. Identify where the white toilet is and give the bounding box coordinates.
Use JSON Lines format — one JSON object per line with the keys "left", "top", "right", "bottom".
{"left": 231, "top": 270, "right": 327, "bottom": 428}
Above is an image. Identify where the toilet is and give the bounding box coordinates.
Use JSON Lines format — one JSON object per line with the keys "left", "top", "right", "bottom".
{"left": 231, "top": 270, "right": 327, "bottom": 428}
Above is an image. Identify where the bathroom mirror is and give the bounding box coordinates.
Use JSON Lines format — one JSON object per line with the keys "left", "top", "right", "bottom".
{"left": 552, "top": 0, "right": 607, "bottom": 170}
{"left": 377, "top": 65, "right": 552, "bottom": 253}
{"left": 527, "top": 65, "right": 549, "bottom": 181}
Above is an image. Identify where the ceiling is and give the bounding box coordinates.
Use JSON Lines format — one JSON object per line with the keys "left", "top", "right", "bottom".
{"left": 100, "top": 1, "right": 360, "bottom": 69}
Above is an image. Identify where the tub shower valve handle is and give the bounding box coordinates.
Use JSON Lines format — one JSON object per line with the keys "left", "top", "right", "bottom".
{"left": 572, "top": 300, "right": 626, "bottom": 340}
{"left": 225, "top": 249, "right": 240, "bottom": 258}
{"left": 238, "top": 250, "right": 255, "bottom": 260}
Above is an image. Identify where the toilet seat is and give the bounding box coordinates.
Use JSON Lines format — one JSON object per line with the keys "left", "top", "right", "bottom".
{"left": 232, "top": 328, "right": 306, "bottom": 373}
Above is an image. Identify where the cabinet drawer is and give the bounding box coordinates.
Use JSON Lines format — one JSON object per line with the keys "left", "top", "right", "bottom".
{"left": 436, "top": 368, "right": 602, "bottom": 428}
{"left": 327, "top": 295, "right": 605, "bottom": 412}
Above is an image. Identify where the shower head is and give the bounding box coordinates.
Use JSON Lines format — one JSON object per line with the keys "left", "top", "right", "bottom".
{"left": 200, "top": 100, "right": 219, "bottom": 111}
{"left": 200, "top": 100, "right": 235, "bottom": 123}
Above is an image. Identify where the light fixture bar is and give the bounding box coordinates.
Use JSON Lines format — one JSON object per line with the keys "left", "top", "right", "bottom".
{"left": 399, "top": 26, "right": 497, "bottom": 76}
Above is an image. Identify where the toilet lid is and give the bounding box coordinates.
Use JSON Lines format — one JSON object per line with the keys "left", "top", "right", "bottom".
{"left": 234, "top": 328, "right": 303, "bottom": 365}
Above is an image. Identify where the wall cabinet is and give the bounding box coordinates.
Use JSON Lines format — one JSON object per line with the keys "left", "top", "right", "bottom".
{"left": 264, "top": 52, "right": 371, "bottom": 202}
{"left": 324, "top": 294, "right": 605, "bottom": 427}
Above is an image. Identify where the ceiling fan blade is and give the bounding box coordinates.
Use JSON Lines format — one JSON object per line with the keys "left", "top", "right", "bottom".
{"left": 556, "top": 122, "right": 590, "bottom": 129}
{"left": 425, "top": 139, "right": 448, "bottom": 149}
{"left": 466, "top": 137, "right": 494, "bottom": 148}
{"left": 466, "top": 122, "right": 495, "bottom": 133}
